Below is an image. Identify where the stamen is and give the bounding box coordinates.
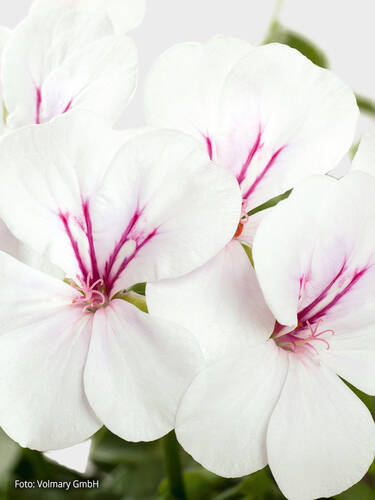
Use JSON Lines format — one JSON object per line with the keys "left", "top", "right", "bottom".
{"left": 275, "top": 318, "right": 335, "bottom": 357}
{"left": 71, "top": 273, "right": 107, "bottom": 313}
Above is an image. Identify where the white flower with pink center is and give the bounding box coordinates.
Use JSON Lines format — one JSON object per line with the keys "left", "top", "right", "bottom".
{"left": 147, "top": 172, "right": 375, "bottom": 500}
{"left": 144, "top": 37, "right": 358, "bottom": 245}
{"left": 0, "top": 111, "right": 241, "bottom": 451}
{"left": 0, "top": 0, "right": 141, "bottom": 129}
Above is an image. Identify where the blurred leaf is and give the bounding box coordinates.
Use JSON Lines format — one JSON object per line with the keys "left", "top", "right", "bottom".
{"left": 2, "top": 102, "right": 8, "bottom": 126}
{"left": 264, "top": 20, "right": 329, "bottom": 68}
{"left": 159, "top": 470, "right": 231, "bottom": 500}
{"left": 0, "top": 429, "right": 21, "bottom": 486}
{"left": 350, "top": 141, "right": 359, "bottom": 160}
{"left": 335, "top": 479, "right": 375, "bottom": 500}
{"left": 91, "top": 428, "right": 161, "bottom": 467}
{"left": 356, "top": 94, "right": 375, "bottom": 119}
{"left": 236, "top": 468, "right": 284, "bottom": 499}
{"left": 91, "top": 429, "right": 165, "bottom": 500}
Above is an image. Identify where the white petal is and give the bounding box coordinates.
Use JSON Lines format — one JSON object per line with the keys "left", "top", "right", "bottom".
{"left": 39, "top": 35, "right": 137, "bottom": 125}
{"left": 176, "top": 341, "right": 288, "bottom": 478}
{"left": 319, "top": 320, "right": 375, "bottom": 396}
{"left": 91, "top": 129, "right": 241, "bottom": 292}
{"left": 2, "top": 8, "right": 137, "bottom": 128}
{"left": 254, "top": 171, "right": 375, "bottom": 398}
{"left": 0, "top": 252, "right": 100, "bottom": 451}
{"left": 214, "top": 43, "right": 358, "bottom": 212}
{"left": 352, "top": 128, "right": 375, "bottom": 177}
{"left": 145, "top": 40, "right": 357, "bottom": 246}
{"left": 30, "top": 0, "right": 145, "bottom": 34}
{"left": 144, "top": 36, "right": 253, "bottom": 141}
{"left": 84, "top": 299, "right": 203, "bottom": 442}
{"left": 253, "top": 174, "right": 337, "bottom": 326}
{"left": 0, "top": 111, "right": 123, "bottom": 278}
{"left": 147, "top": 241, "right": 274, "bottom": 362}
{"left": 256, "top": 171, "right": 375, "bottom": 322}
{"left": 93, "top": 0, "right": 146, "bottom": 34}
{"left": 0, "top": 218, "right": 20, "bottom": 258}
{"left": 267, "top": 357, "right": 375, "bottom": 500}
{"left": 0, "top": 121, "right": 240, "bottom": 292}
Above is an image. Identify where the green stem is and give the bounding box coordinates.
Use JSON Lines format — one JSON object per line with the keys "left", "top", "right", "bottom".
{"left": 161, "top": 431, "right": 187, "bottom": 500}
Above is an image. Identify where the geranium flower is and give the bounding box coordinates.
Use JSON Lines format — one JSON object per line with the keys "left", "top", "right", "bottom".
{"left": 144, "top": 36, "right": 358, "bottom": 244}
{"left": 147, "top": 172, "right": 375, "bottom": 500}
{"left": 1, "top": 0, "right": 140, "bottom": 129}
{"left": 0, "top": 112, "right": 241, "bottom": 451}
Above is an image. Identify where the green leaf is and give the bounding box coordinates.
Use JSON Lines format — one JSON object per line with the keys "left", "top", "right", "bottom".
{"left": 91, "top": 429, "right": 161, "bottom": 467}
{"left": 0, "top": 428, "right": 21, "bottom": 485}
{"left": 264, "top": 20, "right": 329, "bottom": 68}
{"left": 356, "top": 94, "right": 375, "bottom": 119}
{"left": 128, "top": 282, "right": 146, "bottom": 295}
{"left": 241, "top": 244, "right": 253, "bottom": 267}
{"left": 335, "top": 479, "right": 375, "bottom": 500}
{"left": 91, "top": 429, "right": 165, "bottom": 500}
{"left": 159, "top": 470, "right": 232, "bottom": 500}
{"left": 237, "top": 468, "right": 284, "bottom": 499}
{"left": 247, "top": 189, "right": 292, "bottom": 218}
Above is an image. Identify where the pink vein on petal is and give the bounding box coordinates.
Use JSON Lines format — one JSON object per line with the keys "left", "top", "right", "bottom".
{"left": 82, "top": 200, "right": 100, "bottom": 282}
{"left": 59, "top": 211, "right": 88, "bottom": 278}
{"left": 243, "top": 145, "right": 286, "bottom": 200}
{"left": 236, "top": 128, "right": 263, "bottom": 185}
{"left": 103, "top": 209, "right": 143, "bottom": 284}
{"left": 63, "top": 99, "right": 73, "bottom": 114}
{"left": 307, "top": 266, "right": 370, "bottom": 324}
{"left": 202, "top": 133, "right": 213, "bottom": 161}
{"left": 298, "top": 261, "right": 347, "bottom": 322}
{"left": 106, "top": 227, "right": 158, "bottom": 294}
{"left": 35, "top": 87, "right": 42, "bottom": 124}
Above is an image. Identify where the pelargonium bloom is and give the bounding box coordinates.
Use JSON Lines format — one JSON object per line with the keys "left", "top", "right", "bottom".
{"left": 1, "top": 0, "right": 140, "bottom": 129}
{"left": 144, "top": 36, "right": 358, "bottom": 244}
{"left": 0, "top": 112, "right": 241, "bottom": 451}
{"left": 147, "top": 172, "right": 375, "bottom": 500}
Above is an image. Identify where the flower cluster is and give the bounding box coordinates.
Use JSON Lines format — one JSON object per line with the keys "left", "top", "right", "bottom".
{"left": 0, "top": 2, "right": 374, "bottom": 500}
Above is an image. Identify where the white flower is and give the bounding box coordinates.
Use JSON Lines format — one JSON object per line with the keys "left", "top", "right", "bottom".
{"left": 144, "top": 36, "right": 358, "bottom": 244}
{"left": 147, "top": 172, "right": 375, "bottom": 500}
{"left": 1, "top": 1, "right": 140, "bottom": 129}
{"left": 0, "top": 111, "right": 241, "bottom": 451}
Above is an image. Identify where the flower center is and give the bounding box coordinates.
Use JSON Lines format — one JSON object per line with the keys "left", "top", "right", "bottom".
{"left": 273, "top": 319, "right": 335, "bottom": 357}
{"left": 71, "top": 274, "right": 108, "bottom": 313}
{"left": 234, "top": 199, "right": 249, "bottom": 238}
